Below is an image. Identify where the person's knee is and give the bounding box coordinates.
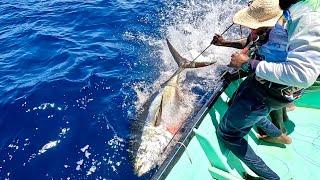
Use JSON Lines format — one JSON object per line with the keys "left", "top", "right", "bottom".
{"left": 216, "top": 124, "right": 233, "bottom": 143}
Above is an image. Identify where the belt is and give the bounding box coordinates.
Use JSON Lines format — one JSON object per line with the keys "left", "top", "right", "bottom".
{"left": 253, "top": 77, "right": 303, "bottom": 101}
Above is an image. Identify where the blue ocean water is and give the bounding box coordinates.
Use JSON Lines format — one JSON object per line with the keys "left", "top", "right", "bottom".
{"left": 0, "top": 0, "right": 166, "bottom": 179}
{"left": 0, "top": 0, "right": 246, "bottom": 178}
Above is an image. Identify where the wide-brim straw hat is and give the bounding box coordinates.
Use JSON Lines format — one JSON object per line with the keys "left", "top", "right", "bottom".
{"left": 233, "top": 0, "right": 283, "bottom": 29}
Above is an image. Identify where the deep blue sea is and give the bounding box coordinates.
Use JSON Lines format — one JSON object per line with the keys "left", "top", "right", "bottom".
{"left": 0, "top": 0, "right": 244, "bottom": 179}
{"left": 0, "top": 0, "right": 166, "bottom": 179}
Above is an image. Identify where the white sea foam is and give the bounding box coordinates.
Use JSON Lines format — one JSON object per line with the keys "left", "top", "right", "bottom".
{"left": 133, "top": 0, "right": 246, "bottom": 111}
{"left": 38, "top": 140, "right": 60, "bottom": 155}
{"left": 81, "top": 145, "right": 90, "bottom": 152}
{"left": 76, "top": 159, "right": 84, "bottom": 171}
{"left": 87, "top": 165, "right": 97, "bottom": 175}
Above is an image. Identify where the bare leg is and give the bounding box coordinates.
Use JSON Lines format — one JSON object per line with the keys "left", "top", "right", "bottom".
{"left": 283, "top": 107, "right": 289, "bottom": 121}
{"left": 256, "top": 117, "right": 291, "bottom": 144}
{"left": 286, "top": 102, "right": 296, "bottom": 112}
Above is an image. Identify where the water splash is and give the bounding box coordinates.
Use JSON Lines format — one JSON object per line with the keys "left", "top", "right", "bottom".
{"left": 131, "top": 0, "right": 248, "bottom": 176}
{"left": 133, "top": 0, "right": 246, "bottom": 109}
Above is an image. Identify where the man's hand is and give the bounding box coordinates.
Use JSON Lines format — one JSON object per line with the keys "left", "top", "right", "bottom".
{"left": 211, "top": 34, "right": 225, "bottom": 46}
{"left": 228, "top": 52, "right": 250, "bottom": 69}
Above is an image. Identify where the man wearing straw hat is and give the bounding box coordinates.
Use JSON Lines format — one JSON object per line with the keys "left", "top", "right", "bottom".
{"left": 213, "top": 2, "right": 290, "bottom": 136}
{"left": 215, "top": 0, "right": 320, "bottom": 179}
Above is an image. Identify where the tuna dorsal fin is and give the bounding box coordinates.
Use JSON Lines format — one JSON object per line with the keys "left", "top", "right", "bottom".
{"left": 166, "top": 39, "right": 188, "bottom": 67}
{"left": 153, "top": 95, "right": 163, "bottom": 127}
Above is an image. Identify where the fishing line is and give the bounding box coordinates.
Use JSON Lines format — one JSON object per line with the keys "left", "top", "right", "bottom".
{"left": 158, "top": 24, "right": 235, "bottom": 154}
{"left": 282, "top": 124, "right": 320, "bottom": 167}
{"left": 312, "top": 131, "right": 320, "bottom": 149}
{"left": 229, "top": 35, "right": 260, "bottom": 106}
{"left": 292, "top": 142, "right": 320, "bottom": 167}
{"left": 292, "top": 126, "right": 320, "bottom": 151}
{"left": 255, "top": 131, "right": 320, "bottom": 178}
{"left": 161, "top": 70, "right": 229, "bottom": 154}
{"left": 255, "top": 146, "right": 291, "bottom": 178}
{"left": 176, "top": 141, "right": 192, "bottom": 164}
{"left": 254, "top": 115, "right": 320, "bottom": 170}
{"left": 161, "top": 23, "right": 234, "bottom": 88}
{"left": 292, "top": 123, "right": 320, "bottom": 138}
{"left": 192, "top": 23, "right": 234, "bottom": 61}
{"left": 162, "top": 24, "right": 261, "bottom": 159}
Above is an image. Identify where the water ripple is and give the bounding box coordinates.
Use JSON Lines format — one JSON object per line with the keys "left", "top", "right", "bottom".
{"left": 0, "top": 0, "right": 162, "bottom": 179}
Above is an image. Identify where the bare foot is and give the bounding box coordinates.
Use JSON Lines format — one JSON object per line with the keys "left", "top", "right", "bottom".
{"left": 260, "top": 134, "right": 292, "bottom": 144}
{"left": 256, "top": 134, "right": 267, "bottom": 139}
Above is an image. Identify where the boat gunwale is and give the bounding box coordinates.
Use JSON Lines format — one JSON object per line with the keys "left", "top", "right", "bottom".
{"left": 151, "top": 71, "right": 238, "bottom": 180}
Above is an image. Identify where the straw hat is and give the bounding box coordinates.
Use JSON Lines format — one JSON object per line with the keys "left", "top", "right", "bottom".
{"left": 233, "top": 0, "right": 283, "bottom": 29}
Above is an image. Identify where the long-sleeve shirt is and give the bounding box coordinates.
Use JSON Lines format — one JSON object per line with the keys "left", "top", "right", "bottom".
{"left": 251, "top": 1, "right": 320, "bottom": 88}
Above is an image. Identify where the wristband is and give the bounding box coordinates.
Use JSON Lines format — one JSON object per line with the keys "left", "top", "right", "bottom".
{"left": 241, "top": 62, "right": 250, "bottom": 72}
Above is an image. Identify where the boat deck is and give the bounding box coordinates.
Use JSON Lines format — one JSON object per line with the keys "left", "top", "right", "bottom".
{"left": 254, "top": 106, "right": 320, "bottom": 179}
{"left": 164, "top": 80, "right": 320, "bottom": 180}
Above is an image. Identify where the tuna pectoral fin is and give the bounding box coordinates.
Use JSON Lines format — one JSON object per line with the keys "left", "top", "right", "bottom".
{"left": 166, "top": 39, "right": 188, "bottom": 67}
{"left": 153, "top": 95, "right": 163, "bottom": 127}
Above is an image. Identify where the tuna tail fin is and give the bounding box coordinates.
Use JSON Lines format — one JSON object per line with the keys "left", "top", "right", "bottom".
{"left": 166, "top": 39, "right": 189, "bottom": 67}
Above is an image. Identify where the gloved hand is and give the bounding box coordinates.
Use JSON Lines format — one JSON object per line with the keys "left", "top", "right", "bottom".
{"left": 211, "top": 34, "right": 225, "bottom": 46}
